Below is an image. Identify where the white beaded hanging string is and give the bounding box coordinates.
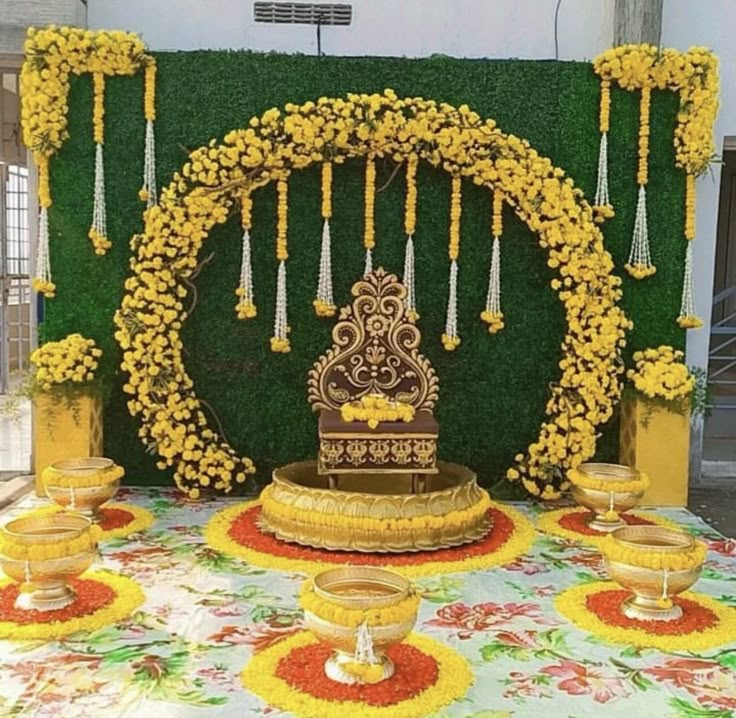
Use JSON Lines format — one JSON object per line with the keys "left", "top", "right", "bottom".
{"left": 139, "top": 61, "right": 158, "bottom": 209}
{"left": 443, "top": 176, "right": 462, "bottom": 350}
{"left": 595, "top": 79, "right": 611, "bottom": 211}
{"left": 89, "top": 72, "right": 110, "bottom": 255}
{"left": 271, "top": 175, "right": 290, "bottom": 351}
{"left": 678, "top": 173, "right": 700, "bottom": 327}
{"left": 402, "top": 154, "right": 418, "bottom": 319}
{"left": 314, "top": 161, "right": 335, "bottom": 315}
{"left": 626, "top": 86, "right": 655, "bottom": 278}
{"left": 235, "top": 191, "right": 256, "bottom": 319}
{"left": 482, "top": 189, "right": 504, "bottom": 333}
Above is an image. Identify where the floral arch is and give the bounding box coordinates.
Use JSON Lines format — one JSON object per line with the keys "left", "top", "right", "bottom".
{"left": 114, "top": 90, "right": 630, "bottom": 499}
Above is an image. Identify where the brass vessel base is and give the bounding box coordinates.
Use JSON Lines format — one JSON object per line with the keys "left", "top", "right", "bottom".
{"left": 324, "top": 650, "right": 395, "bottom": 685}
{"left": 622, "top": 595, "right": 683, "bottom": 622}
{"left": 589, "top": 515, "right": 626, "bottom": 533}
{"left": 15, "top": 582, "right": 76, "bottom": 611}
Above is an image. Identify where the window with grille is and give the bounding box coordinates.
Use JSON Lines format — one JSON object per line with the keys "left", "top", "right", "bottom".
{"left": 253, "top": 2, "right": 352, "bottom": 25}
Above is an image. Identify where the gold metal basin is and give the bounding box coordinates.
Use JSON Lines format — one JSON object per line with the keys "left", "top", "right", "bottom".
{"left": 261, "top": 460, "right": 492, "bottom": 552}
{"left": 0, "top": 513, "right": 98, "bottom": 611}
{"left": 44, "top": 457, "right": 120, "bottom": 520}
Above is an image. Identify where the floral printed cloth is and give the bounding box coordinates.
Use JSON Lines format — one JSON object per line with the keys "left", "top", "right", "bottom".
{"left": 0, "top": 488, "right": 734, "bottom": 718}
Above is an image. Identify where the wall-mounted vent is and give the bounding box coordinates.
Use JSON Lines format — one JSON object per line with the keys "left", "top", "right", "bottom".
{"left": 253, "top": 2, "right": 352, "bottom": 25}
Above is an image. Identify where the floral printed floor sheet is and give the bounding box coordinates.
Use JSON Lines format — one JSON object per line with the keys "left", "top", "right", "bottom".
{"left": 1, "top": 487, "right": 735, "bottom": 718}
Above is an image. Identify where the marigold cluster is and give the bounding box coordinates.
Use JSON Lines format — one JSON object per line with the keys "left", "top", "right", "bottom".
{"left": 593, "top": 44, "right": 719, "bottom": 177}
{"left": 42, "top": 463, "right": 124, "bottom": 489}
{"left": 404, "top": 154, "right": 418, "bottom": 236}
{"left": 340, "top": 393, "right": 415, "bottom": 428}
{"left": 568, "top": 467, "right": 649, "bottom": 494}
{"left": 30, "top": 333, "right": 101, "bottom": 390}
{"left": 627, "top": 346, "right": 694, "bottom": 402}
{"left": 299, "top": 579, "right": 420, "bottom": 629}
{"left": 601, "top": 534, "right": 707, "bottom": 571}
{"left": 0, "top": 522, "right": 102, "bottom": 561}
{"left": 364, "top": 156, "right": 376, "bottom": 250}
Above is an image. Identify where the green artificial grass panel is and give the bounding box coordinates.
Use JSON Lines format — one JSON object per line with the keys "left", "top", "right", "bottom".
{"left": 40, "top": 53, "right": 686, "bottom": 488}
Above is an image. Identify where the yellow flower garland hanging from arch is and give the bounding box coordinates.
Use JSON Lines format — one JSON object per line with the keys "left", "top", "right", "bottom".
{"left": 115, "top": 90, "right": 629, "bottom": 498}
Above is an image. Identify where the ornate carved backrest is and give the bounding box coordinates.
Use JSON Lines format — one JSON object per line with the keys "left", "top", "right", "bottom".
{"left": 308, "top": 268, "right": 439, "bottom": 412}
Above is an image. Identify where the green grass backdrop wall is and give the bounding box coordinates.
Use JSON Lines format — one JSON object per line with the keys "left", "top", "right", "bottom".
{"left": 43, "top": 52, "right": 686, "bottom": 490}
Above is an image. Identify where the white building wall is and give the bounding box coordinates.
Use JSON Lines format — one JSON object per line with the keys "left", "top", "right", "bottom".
{"left": 88, "top": 0, "right": 614, "bottom": 59}
{"left": 0, "top": 0, "right": 86, "bottom": 54}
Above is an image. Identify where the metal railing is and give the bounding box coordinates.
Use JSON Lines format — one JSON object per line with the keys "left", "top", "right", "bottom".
{"left": 707, "top": 284, "right": 736, "bottom": 410}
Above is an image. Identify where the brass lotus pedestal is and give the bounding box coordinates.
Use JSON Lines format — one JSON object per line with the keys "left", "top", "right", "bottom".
{"left": 0, "top": 513, "right": 98, "bottom": 611}
{"left": 43, "top": 457, "right": 121, "bottom": 521}
{"left": 571, "top": 463, "right": 645, "bottom": 532}
{"left": 302, "top": 567, "right": 419, "bottom": 685}
{"left": 604, "top": 526, "right": 704, "bottom": 621}
{"left": 262, "top": 269, "right": 492, "bottom": 553}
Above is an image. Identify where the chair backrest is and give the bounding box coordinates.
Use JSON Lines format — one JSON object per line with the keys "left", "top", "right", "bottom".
{"left": 308, "top": 268, "right": 439, "bottom": 412}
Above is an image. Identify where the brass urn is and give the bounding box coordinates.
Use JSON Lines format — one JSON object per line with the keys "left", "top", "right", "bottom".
{"left": 0, "top": 513, "right": 99, "bottom": 611}
{"left": 604, "top": 525, "right": 704, "bottom": 621}
{"left": 302, "top": 567, "right": 419, "bottom": 684}
{"left": 571, "top": 462, "right": 645, "bottom": 532}
{"left": 43, "top": 457, "right": 121, "bottom": 520}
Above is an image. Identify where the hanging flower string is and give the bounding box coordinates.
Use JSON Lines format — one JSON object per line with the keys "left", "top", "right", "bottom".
{"left": 363, "top": 155, "right": 376, "bottom": 276}
{"left": 235, "top": 190, "right": 256, "bottom": 319}
{"left": 32, "top": 156, "right": 54, "bottom": 297}
{"left": 314, "top": 161, "right": 336, "bottom": 317}
{"left": 594, "top": 79, "right": 614, "bottom": 222}
{"left": 442, "top": 176, "right": 462, "bottom": 351}
{"left": 624, "top": 86, "right": 655, "bottom": 279}
{"left": 481, "top": 189, "right": 505, "bottom": 333}
{"left": 271, "top": 175, "right": 290, "bottom": 353}
{"left": 89, "top": 72, "right": 111, "bottom": 255}
{"left": 403, "top": 154, "right": 419, "bottom": 320}
{"left": 139, "top": 60, "right": 157, "bottom": 209}
{"left": 678, "top": 173, "right": 702, "bottom": 328}
{"left": 21, "top": 27, "right": 155, "bottom": 299}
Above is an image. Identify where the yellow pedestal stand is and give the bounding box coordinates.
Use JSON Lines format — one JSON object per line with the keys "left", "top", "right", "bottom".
{"left": 619, "top": 397, "right": 690, "bottom": 507}
{"left": 33, "top": 392, "right": 104, "bottom": 495}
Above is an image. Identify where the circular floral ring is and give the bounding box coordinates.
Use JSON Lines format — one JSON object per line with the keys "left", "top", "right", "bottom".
{"left": 537, "top": 507, "right": 679, "bottom": 549}
{"left": 204, "top": 499, "right": 535, "bottom": 578}
{"left": 115, "top": 91, "right": 628, "bottom": 498}
{"left": 241, "top": 631, "right": 473, "bottom": 718}
{"left": 0, "top": 571, "right": 144, "bottom": 641}
{"left": 555, "top": 581, "right": 736, "bottom": 651}
{"left": 17, "top": 503, "right": 155, "bottom": 541}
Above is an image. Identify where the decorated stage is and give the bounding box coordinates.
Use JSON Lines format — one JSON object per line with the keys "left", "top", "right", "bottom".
{"left": 0, "top": 487, "right": 734, "bottom": 718}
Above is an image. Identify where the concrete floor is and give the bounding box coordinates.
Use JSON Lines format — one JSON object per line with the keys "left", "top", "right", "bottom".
{"left": 688, "top": 483, "right": 736, "bottom": 537}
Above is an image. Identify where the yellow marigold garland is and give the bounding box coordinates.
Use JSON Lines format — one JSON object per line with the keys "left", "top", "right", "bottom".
{"left": 481, "top": 189, "right": 505, "bottom": 333}
{"left": 536, "top": 507, "right": 678, "bottom": 549}
{"left": 118, "top": 90, "right": 629, "bottom": 497}
{"left": 364, "top": 155, "right": 376, "bottom": 273}
{"left": 0, "top": 571, "right": 144, "bottom": 641}
{"left": 205, "top": 497, "right": 534, "bottom": 578}
{"left": 441, "top": 176, "right": 462, "bottom": 351}
{"left": 30, "top": 333, "right": 102, "bottom": 390}
{"left": 568, "top": 468, "right": 649, "bottom": 494}
{"left": 402, "top": 154, "right": 419, "bottom": 319}
{"left": 0, "top": 523, "right": 102, "bottom": 561}
{"left": 271, "top": 175, "right": 291, "bottom": 353}
{"left": 555, "top": 581, "right": 736, "bottom": 652}
{"left": 299, "top": 580, "right": 421, "bottom": 629}
{"left": 261, "top": 483, "right": 491, "bottom": 535}
{"left": 42, "top": 463, "right": 124, "bottom": 489}
{"left": 601, "top": 533, "right": 707, "bottom": 571}
{"left": 340, "top": 393, "right": 415, "bottom": 428}
{"left": 627, "top": 345, "right": 694, "bottom": 402}
{"left": 21, "top": 27, "right": 154, "bottom": 293}
{"left": 235, "top": 190, "right": 257, "bottom": 319}
{"left": 241, "top": 631, "right": 473, "bottom": 718}
{"left": 20, "top": 503, "right": 155, "bottom": 541}
{"left": 139, "top": 60, "right": 158, "bottom": 206}
{"left": 314, "top": 161, "right": 337, "bottom": 317}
